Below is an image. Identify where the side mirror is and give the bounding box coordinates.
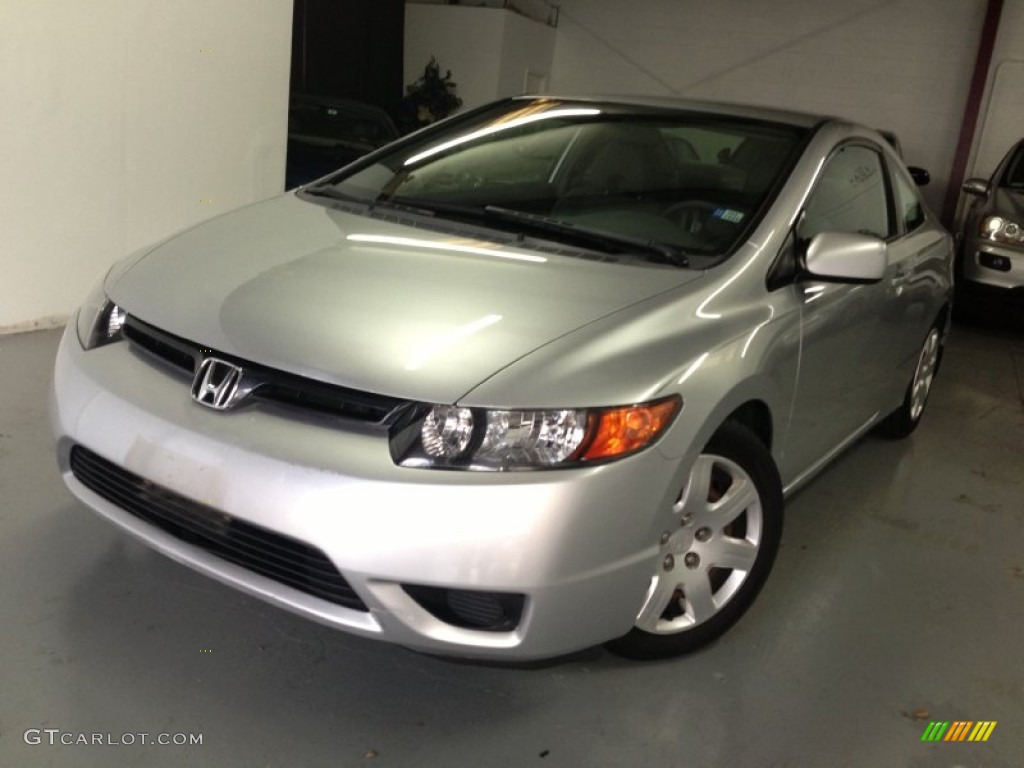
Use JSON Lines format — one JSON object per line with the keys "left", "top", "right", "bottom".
{"left": 962, "top": 178, "right": 990, "bottom": 197}
{"left": 804, "top": 231, "right": 887, "bottom": 283}
{"left": 908, "top": 166, "right": 930, "bottom": 187}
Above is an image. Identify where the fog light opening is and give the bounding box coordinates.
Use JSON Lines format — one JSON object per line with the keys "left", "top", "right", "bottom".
{"left": 978, "top": 252, "right": 1012, "bottom": 272}
{"left": 402, "top": 585, "right": 525, "bottom": 631}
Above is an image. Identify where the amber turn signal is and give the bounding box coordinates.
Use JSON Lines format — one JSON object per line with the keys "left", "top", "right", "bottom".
{"left": 576, "top": 397, "right": 681, "bottom": 462}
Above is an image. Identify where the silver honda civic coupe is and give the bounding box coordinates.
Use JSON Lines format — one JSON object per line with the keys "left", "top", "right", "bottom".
{"left": 52, "top": 96, "right": 953, "bottom": 660}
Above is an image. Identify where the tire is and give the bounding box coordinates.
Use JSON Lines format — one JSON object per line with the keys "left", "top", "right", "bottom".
{"left": 951, "top": 243, "right": 978, "bottom": 324}
{"left": 606, "top": 421, "right": 783, "bottom": 660}
{"left": 876, "top": 326, "right": 942, "bottom": 439}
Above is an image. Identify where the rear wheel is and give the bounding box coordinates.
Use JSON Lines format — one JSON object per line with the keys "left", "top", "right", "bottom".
{"left": 606, "top": 421, "right": 783, "bottom": 660}
{"left": 877, "top": 326, "right": 942, "bottom": 439}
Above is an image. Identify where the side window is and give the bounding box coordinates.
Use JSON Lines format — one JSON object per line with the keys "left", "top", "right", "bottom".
{"left": 892, "top": 167, "right": 925, "bottom": 232}
{"left": 799, "top": 144, "right": 892, "bottom": 242}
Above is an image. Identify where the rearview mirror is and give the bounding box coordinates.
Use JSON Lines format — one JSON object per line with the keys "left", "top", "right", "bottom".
{"left": 803, "top": 231, "right": 887, "bottom": 283}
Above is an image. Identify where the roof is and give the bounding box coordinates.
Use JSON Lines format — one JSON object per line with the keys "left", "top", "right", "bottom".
{"left": 512, "top": 93, "right": 832, "bottom": 129}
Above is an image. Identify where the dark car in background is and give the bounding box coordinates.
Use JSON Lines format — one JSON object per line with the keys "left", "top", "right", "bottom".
{"left": 960, "top": 139, "right": 1024, "bottom": 301}
{"left": 286, "top": 95, "right": 399, "bottom": 189}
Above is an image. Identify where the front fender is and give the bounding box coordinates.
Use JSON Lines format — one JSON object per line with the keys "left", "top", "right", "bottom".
{"left": 462, "top": 270, "right": 802, "bottom": 477}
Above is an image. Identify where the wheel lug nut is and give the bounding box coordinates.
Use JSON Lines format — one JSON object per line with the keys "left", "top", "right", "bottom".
{"left": 663, "top": 554, "right": 675, "bottom": 571}
{"left": 684, "top": 552, "right": 700, "bottom": 569}
{"left": 660, "top": 531, "right": 671, "bottom": 545}
{"left": 695, "top": 527, "right": 712, "bottom": 542}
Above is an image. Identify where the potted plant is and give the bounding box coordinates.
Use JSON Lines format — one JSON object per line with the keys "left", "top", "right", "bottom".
{"left": 400, "top": 57, "right": 463, "bottom": 132}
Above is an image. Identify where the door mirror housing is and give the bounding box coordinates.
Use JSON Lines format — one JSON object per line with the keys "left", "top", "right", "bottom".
{"left": 907, "top": 166, "right": 930, "bottom": 187}
{"left": 803, "top": 231, "right": 888, "bottom": 283}
{"left": 962, "top": 178, "right": 990, "bottom": 197}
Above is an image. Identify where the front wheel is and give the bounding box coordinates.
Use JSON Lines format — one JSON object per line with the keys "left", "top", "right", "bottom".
{"left": 606, "top": 421, "right": 783, "bottom": 660}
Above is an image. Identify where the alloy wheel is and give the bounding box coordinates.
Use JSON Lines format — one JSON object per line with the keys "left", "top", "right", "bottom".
{"left": 635, "top": 453, "right": 763, "bottom": 634}
{"left": 909, "top": 328, "right": 940, "bottom": 422}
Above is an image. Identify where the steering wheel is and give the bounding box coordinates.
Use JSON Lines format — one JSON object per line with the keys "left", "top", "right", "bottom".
{"left": 663, "top": 200, "right": 722, "bottom": 234}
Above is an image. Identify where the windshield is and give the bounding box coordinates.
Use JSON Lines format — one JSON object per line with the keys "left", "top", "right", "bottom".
{"left": 307, "top": 98, "right": 809, "bottom": 263}
{"left": 1001, "top": 143, "right": 1024, "bottom": 189}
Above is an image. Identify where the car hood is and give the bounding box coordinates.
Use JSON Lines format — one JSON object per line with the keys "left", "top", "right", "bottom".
{"left": 109, "top": 194, "right": 702, "bottom": 404}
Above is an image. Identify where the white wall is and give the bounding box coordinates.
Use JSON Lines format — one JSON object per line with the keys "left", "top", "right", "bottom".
{"left": 404, "top": 5, "right": 555, "bottom": 113}
{"left": 498, "top": 9, "right": 556, "bottom": 96}
{"left": 969, "top": 0, "right": 1024, "bottom": 177}
{"left": 405, "top": 5, "right": 505, "bottom": 112}
{"left": 549, "top": 0, "right": 990, "bottom": 213}
{"left": 0, "top": 0, "right": 292, "bottom": 334}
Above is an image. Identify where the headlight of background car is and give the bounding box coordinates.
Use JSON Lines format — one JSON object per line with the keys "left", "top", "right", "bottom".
{"left": 76, "top": 276, "right": 126, "bottom": 350}
{"left": 392, "top": 396, "right": 681, "bottom": 470}
{"left": 979, "top": 215, "right": 1024, "bottom": 248}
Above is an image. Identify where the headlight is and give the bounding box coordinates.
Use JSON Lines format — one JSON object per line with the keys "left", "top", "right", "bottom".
{"left": 76, "top": 277, "right": 127, "bottom": 350}
{"left": 979, "top": 215, "right": 1024, "bottom": 247}
{"left": 393, "top": 396, "right": 681, "bottom": 470}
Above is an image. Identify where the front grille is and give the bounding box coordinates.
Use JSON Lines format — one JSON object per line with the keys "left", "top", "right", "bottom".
{"left": 70, "top": 445, "right": 368, "bottom": 612}
{"left": 123, "top": 316, "right": 410, "bottom": 425}
{"left": 124, "top": 319, "right": 195, "bottom": 372}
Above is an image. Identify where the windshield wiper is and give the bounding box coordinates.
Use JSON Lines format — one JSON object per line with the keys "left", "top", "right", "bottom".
{"left": 304, "top": 186, "right": 437, "bottom": 217}
{"left": 303, "top": 184, "right": 359, "bottom": 201}
{"left": 309, "top": 190, "right": 690, "bottom": 267}
{"left": 384, "top": 198, "right": 689, "bottom": 266}
{"left": 482, "top": 206, "right": 689, "bottom": 267}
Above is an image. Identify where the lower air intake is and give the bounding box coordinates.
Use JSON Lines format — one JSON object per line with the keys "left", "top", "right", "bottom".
{"left": 69, "top": 445, "right": 367, "bottom": 612}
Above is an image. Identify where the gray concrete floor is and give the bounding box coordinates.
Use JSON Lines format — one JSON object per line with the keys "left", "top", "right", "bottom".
{"left": 1, "top": 319, "right": 1022, "bottom": 768}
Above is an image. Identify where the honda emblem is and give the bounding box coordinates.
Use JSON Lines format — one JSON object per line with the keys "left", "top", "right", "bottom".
{"left": 191, "top": 357, "right": 244, "bottom": 410}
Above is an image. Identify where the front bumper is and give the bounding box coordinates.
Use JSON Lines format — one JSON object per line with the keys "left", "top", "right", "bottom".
{"left": 962, "top": 238, "right": 1024, "bottom": 294}
{"left": 51, "top": 321, "right": 686, "bottom": 660}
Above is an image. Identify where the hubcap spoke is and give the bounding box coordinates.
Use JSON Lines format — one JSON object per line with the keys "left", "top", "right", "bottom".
{"left": 676, "top": 455, "right": 715, "bottom": 518}
{"left": 709, "top": 474, "right": 758, "bottom": 525}
{"left": 683, "top": 573, "right": 717, "bottom": 624}
{"left": 707, "top": 535, "right": 758, "bottom": 571}
{"left": 635, "top": 575, "right": 682, "bottom": 631}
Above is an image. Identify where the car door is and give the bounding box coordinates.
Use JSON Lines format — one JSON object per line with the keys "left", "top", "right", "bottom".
{"left": 879, "top": 160, "right": 947, "bottom": 405}
{"left": 779, "top": 141, "right": 896, "bottom": 482}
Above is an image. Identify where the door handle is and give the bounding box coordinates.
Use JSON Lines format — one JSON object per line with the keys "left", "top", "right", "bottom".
{"left": 891, "top": 265, "right": 912, "bottom": 295}
{"left": 892, "top": 265, "right": 911, "bottom": 283}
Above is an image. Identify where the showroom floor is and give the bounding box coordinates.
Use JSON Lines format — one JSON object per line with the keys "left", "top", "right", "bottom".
{"left": 1, "top": 317, "right": 1022, "bottom": 768}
